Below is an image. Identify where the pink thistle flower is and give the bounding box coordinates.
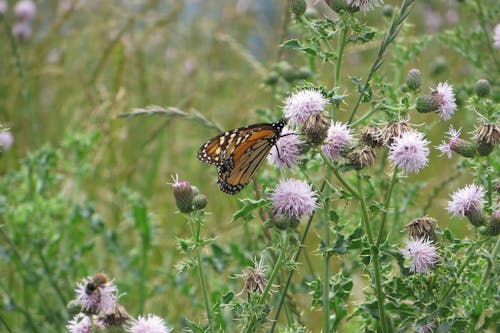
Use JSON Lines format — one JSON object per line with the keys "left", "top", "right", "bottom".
{"left": 436, "top": 126, "right": 461, "bottom": 158}
{"left": 389, "top": 131, "right": 430, "bottom": 173}
{"left": 433, "top": 82, "right": 457, "bottom": 120}
{"left": 66, "top": 313, "right": 92, "bottom": 333}
{"left": 321, "top": 121, "right": 354, "bottom": 160}
{"left": 75, "top": 277, "right": 117, "bottom": 315}
{"left": 14, "top": 0, "right": 36, "bottom": 20}
{"left": 12, "top": 21, "right": 32, "bottom": 40}
{"left": 126, "top": 314, "right": 172, "bottom": 333}
{"left": 0, "top": 1, "right": 8, "bottom": 15}
{"left": 401, "top": 238, "right": 440, "bottom": 273}
{"left": 0, "top": 131, "right": 14, "bottom": 151}
{"left": 268, "top": 127, "right": 303, "bottom": 169}
{"left": 446, "top": 183, "right": 485, "bottom": 218}
{"left": 271, "top": 179, "right": 318, "bottom": 220}
{"left": 347, "top": 0, "right": 384, "bottom": 12}
{"left": 493, "top": 24, "right": 500, "bottom": 48}
{"left": 283, "top": 89, "right": 328, "bottom": 126}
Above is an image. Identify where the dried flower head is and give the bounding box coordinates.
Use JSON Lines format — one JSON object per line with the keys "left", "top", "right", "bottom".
{"left": 283, "top": 89, "right": 329, "bottom": 126}
{"left": 401, "top": 238, "right": 440, "bottom": 273}
{"left": 447, "top": 184, "right": 486, "bottom": 226}
{"left": 236, "top": 257, "right": 271, "bottom": 297}
{"left": 75, "top": 274, "right": 117, "bottom": 315}
{"left": 436, "top": 126, "right": 476, "bottom": 158}
{"left": 271, "top": 179, "right": 318, "bottom": 220}
{"left": 347, "top": 145, "right": 376, "bottom": 169}
{"left": 474, "top": 123, "right": 500, "bottom": 145}
{"left": 405, "top": 216, "right": 436, "bottom": 239}
{"left": 302, "top": 113, "right": 330, "bottom": 145}
{"left": 360, "top": 125, "right": 384, "bottom": 148}
{"left": 170, "top": 174, "right": 194, "bottom": 213}
{"left": 380, "top": 120, "right": 412, "bottom": 146}
{"left": 14, "top": 0, "right": 36, "bottom": 20}
{"left": 494, "top": 24, "right": 500, "bottom": 48}
{"left": 321, "top": 121, "right": 354, "bottom": 160}
{"left": 389, "top": 131, "right": 430, "bottom": 173}
{"left": 268, "top": 127, "right": 303, "bottom": 169}
{"left": 433, "top": 82, "right": 457, "bottom": 120}
{"left": 100, "top": 303, "right": 131, "bottom": 327}
{"left": 347, "top": 0, "right": 384, "bottom": 12}
{"left": 126, "top": 314, "right": 172, "bottom": 333}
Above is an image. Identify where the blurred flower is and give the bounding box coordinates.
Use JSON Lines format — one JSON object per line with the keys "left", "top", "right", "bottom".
{"left": 66, "top": 313, "right": 92, "bottom": 333}
{"left": 446, "top": 184, "right": 485, "bottom": 219}
{"left": 283, "top": 89, "right": 328, "bottom": 126}
{"left": 170, "top": 174, "right": 194, "bottom": 213}
{"left": 271, "top": 179, "right": 317, "bottom": 220}
{"left": 436, "top": 126, "right": 475, "bottom": 158}
{"left": 14, "top": 0, "right": 36, "bottom": 20}
{"left": 493, "top": 24, "right": 500, "bottom": 48}
{"left": 433, "top": 82, "right": 457, "bottom": 120}
{"left": 302, "top": 113, "right": 330, "bottom": 145}
{"left": 422, "top": 5, "right": 442, "bottom": 32}
{"left": 401, "top": 238, "right": 440, "bottom": 273}
{"left": 389, "top": 131, "right": 429, "bottom": 173}
{"left": 126, "top": 314, "right": 172, "bottom": 333}
{"left": 268, "top": 127, "right": 303, "bottom": 169}
{"left": 416, "top": 322, "right": 435, "bottom": 333}
{"left": 347, "top": 0, "right": 383, "bottom": 11}
{"left": 0, "top": 1, "right": 8, "bottom": 15}
{"left": 0, "top": 131, "right": 14, "bottom": 151}
{"left": 236, "top": 257, "right": 271, "bottom": 296}
{"left": 321, "top": 121, "right": 354, "bottom": 160}
{"left": 405, "top": 216, "right": 436, "bottom": 239}
{"left": 75, "top": 276, "right": 117, "bottom": 315}
{"left": 12, "top": 21, "right": 32, "bottom": 40}
{"left": 474, "top": 79, "right": 490, "bottom": 98}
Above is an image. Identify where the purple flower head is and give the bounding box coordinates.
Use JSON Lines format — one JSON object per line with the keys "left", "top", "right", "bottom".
{"left": 401, "top": 238, "right": 440, "bottom": 273}
{"left": 268, "top": 127, "right": 303, "bottom": 169}
{"left": 66, "top": 313, "right": 92, "bottom": 333}
{"left": 12, "top": 21, "right": 32, "bottom": 40}
{"left": 446, "top": 183, "right": 486, "bottom": 218}
{"left": 494, "top": 24, "right": 500, "bottom": 48}
{"left": 75, "top": 276, "right": 117, "bottom": 315}
{"left": 14, "top": 0, "right": 36, "bottom": 20}
{"left": 436, "top": 126, "right": 461, "bottom": 158}
{"left": 321, "top": 121, "right": 354, "bottom": 160}
{"left": 389, "top": 131, "right": 429, "bottom": 173}
{"left": 283, "top": 89, "right": 328, "bottom": 126}
{"left": 126, "top": 314, "right": 172, "bottom": 333}
{"left": 433, "top": 82, "right": 457, "bottom": 120}
{"left": 170, "top": 174, "right": 194, "bottom": 213}
{"left": 271, "top": 179, "right": 317, "bottom": 220}
{"left": 347, "top": 0, "right": 384, "bottom": 11}
{"left": 0, "top": 131, "right": 14, "bottom": 151}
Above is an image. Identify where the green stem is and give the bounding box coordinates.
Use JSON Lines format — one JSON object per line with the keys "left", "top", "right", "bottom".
{"left": 480, "top": 238, "right": 500, "bottom": 285}
{"left": 377, "top": 168, "right": 398, "bottom": 246}
{"left": 323, "top": 169, "right": 332, "bottom": 332}
{"left": 320, "top": 150, "right": 360, "bottom": 199}
{"left": 190, "top": 216, "right": 214, "bottom": 332}
{"left": 357, "top": 173, "right": 388, "bottom": 333}
{"left": 334, "top": 27, "right": 347, "bottom": 88}
{"left": 0, "top": 314, "right": 13, "bottom": 333}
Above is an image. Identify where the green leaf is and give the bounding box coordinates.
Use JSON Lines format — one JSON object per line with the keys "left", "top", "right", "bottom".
{"left": 232, "top": 198, "right": 269, "bottom": 222}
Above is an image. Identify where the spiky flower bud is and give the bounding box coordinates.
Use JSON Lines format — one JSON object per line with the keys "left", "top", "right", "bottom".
{"left": 474, "top": 123, "right": 499, "bottom": 156}
{"left": 405, "top": 68, "right": 421, "bottom": 91}
{"left": 290, "top": 0, "right": 307, "bottom": 17}
{"left": 383, "top": 4, "right": 393, "bottom": 17}
{"left": 273, "top": 213, "right": 300, "bottom": 230}
{"left": 303, "top": 113, "right": 330, "bottom": 145}
{"left": 192, "top": 194, "right": 208, "bottom": 210}
{"left": 405, "top": 216, "right": 436, "bottom": 239}
{"left": 474, "top": 79, "right": 490, "bottom": 98}
{"left": 263, "top": 71, "right": 279, "bottom": 86}
{"left": 450, "top": 138, "right": 476, "bottom": 158}
{"left": 325, "top": 0, "right": 349, "bottom": 12}
{"left": 466, "top": 209, "right": 485, "bottom": 227}
{"left": 360, "top": 125, "right": 384, "bottom": 148}
{"left": 296, "top": 66, "right": 313, "bottom": 80}
{"left": 487, "top": 211, "right": 500, "bottom": 236}
{"left": 416, "top": 94, "right": 440, "bottom": 114}
{"left": 347, "top": 145, "right": 376, "bottom": 170}
{"left": 172, "top": 178, "right": 194, "bottom": 213}
{"left": 380, "top": 120, "right": 412, "bottom": 146}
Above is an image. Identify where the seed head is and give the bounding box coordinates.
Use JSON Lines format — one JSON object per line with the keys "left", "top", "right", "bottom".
{"left": 302, "top": 113, "right": 330, "bottom": 145}
{"left": 236, "top": 257, "right": 272, "bottom": 297}
{"left": 380, "top": 120, "right": 412, "bottom": 146}
{"left": 347, "top": 145, "right": 376, "bottom": 170}
{"left": 360, "top": 125, "right": 384, "bottom": 148}
{"left": 405, "top": 216, "right": 436, "bottom": 239}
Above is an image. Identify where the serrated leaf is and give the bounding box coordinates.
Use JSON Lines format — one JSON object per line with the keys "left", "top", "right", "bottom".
{"left": 232, "top": 198, "right": 269, "bottom": 222}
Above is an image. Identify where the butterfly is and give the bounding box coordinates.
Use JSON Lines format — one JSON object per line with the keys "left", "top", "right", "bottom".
{"left": 197, "top": 119, "right": 287, "bottom": 194}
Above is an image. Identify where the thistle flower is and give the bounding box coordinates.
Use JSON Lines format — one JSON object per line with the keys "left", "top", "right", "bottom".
{"left": 66, "top": 313, "right": 92, "bottom": 333}
{"left": 283, "top": 89, "right": 329, "bottom": 126}
{"left": 380, "top": 120, "right": 412, "bottom": 146}
{"left": 347, "top": 0, "right": 384, "bottom": 12}
{"left": 268, "top": 127, "right": 303, "bottom": 169}
{"left": 401, "top": 238, "right": 440, "bottom": 273}
{"left": 126, "top": 314, "right": 172, "bottom": 333}
{"left": 389, "top": 131, "right": 430, "bottom": 173}
{"left": 74, "top": 275, "right": 117, "bottom": 315}
{"left": 447, "top": 184, "right": 486, "bottom": 226}
{"left": 14, "top": 0, "right": 36, "bottom": 20}
{"left": 433, "top": 82, "right": 457, "bottom": 120}
{"left": 321, "top": 121, "right": 354, "bottom": 160}
{"left": 170, "top": 174, "right": 194, "bottom": 213}
{"left": 271, "top": 179, "right": 317, "bottom": 220}
{"left": 405, "top": 216, "right": 436, "bottom": 239}
{"left": 493, "top": 24, "right": 500, "bottom": 48}
{"left": 236, "top": 257, "right": 271, "bottom": 297}
{"left": 12, "top": 21, "right": 32, "bottom": 40}
{"left": 436, "top": 126, "right": 476, "bottom": 158}
{"left": 302, "top": 113, "right": 330, "bottom": 145}
{"left": 0, "top": 130, "right": 13, "bottom": 151}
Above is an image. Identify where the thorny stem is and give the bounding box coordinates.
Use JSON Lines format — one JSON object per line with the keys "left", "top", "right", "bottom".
{"left": 320, "top": 150, "right": 360, "bottom": 199}
{"left": 348, "top": 0, "right": 417, "bottom": 124}
{"left": 357, "top": 173, "right": 388, "bottom": 333}
{"left": 480, "top": 238, "right": 500, "bottom": 285}
{"left": 323, "top": 168, "right": 333, "bottom": 332}
{"left": 377, "top": 168, "right": 398, "bottom": 246}
{"left": 334, "top": 27, "right": 347, "bottom": 88}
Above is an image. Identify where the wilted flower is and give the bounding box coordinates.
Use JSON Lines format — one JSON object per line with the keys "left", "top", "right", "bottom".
{"left": 493, "top": 24, "right": 500, "bottom": 48}
{"left": 283, "top": 89, "right": 329, "bottom": 126}
{"left": 360, "top": 125, "right": 384, "bottom": 148}
{"left": 321, "top": 121, "right": 354, "bottom": 160}
{"left": 302, "top": 113, "right": 330, "bottom": 145}
{"left": 271, "top": 179, "right": 317, "bottom": 220}
{"left": 389, "top": 131, "right": 430, "bottom": 173}
{"left": 75, "top": 275, "right": 117, "bottom": 315}
{"left": 447, "top": 184, "right": 486, "bottom": 225}
{"left": 436, "top": 126, "right": 475, "bottom": 158}
{"left": 66, "top": 313, "right": 92, "bottom": 333}
{"left": 268, "top": 127, "right": 303, "bottom": 169}
{"left": 236, "top": 257, "right": 271, "bottom": 297}
{"left": 12, "top": 21, "right": 32, "bottom": 40}
{"left": 347, "top": 0, "right": 383, "bottom": 12}
{"left": 170, "top": 174, "right": 194, "bottom": 213}
{"left": 0, "top": 130, "right": 13, "bottom": 151}
{"left": 347, "top": 145, "right": 376, "bottom": 169}
{"left": 100, "top": 303, "right": 130, "bottom": 327}
{"left": 14, "top": 0, "right": 36, "bottom": 20}
{"left": 433, "top": 82, "right": 457, "bottom": 120}
{"left": 401, "top": 238, "right": 440, "bottom": 273}
{"left": 126, "top": 314, "right": 172, "bottom": 333}
{"left": 380, "top": 120, "right": 412, "bottom": 146}
{"left": 405, "top": 216, "right": 436, "bottom": 239}
{"left": 474, "top": 123, "right": 500, "bottom": 156}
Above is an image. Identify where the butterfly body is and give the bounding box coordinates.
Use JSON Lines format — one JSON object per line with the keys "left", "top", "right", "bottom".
{"left": 198, "top": 119, "right": 286, "bottom": 194}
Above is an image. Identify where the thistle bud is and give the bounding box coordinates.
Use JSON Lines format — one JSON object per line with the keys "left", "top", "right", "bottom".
{"left": 360, "top": 125, "right": 384, "bottom": 148}
{"left": 296, "top": 66, "right": 313, "bottom": 80}
{"left": 191, "top": 185, "right": 200, "bottom": 197}
{"left": 383, "top": 4, "right": 394, "bottom": 17}
{"left": 193, "top": 194, "right": 208, "bottom": 210}
{"left": 326, "top": 0, "right": 349, "bottom": 12}
{"left": 405, "top": 216, "right": 436, "bottom": 239}
{"left": 487, "top": 211, "right": 500, "bottom": 236}
{"left": 290, "top": 0, "right": 307, "bottom": 17}
{"left": 466, "top": 209, "right": 485, "bottom": 227}
{"left": 303, "top": 113, "right": 330, "bottom": 145}
{"left": 172, "top": 179, "right": 194, "bottom": 213}
{"left": 347, "top": 145, "right": 376, "bottom": 170}
{"left": 474, "top": 79, "right": 490, "bottom": 98}
{"left": 273, "top": 213, "right": 300, "bottom": 230}
{"left": 263, "top": 71, "right": 279, "bottom": 86}
{"left": 416, "top": 94, "right": 440, "bottom": 114}
{"left": 405, "top": 69, "right": 421, "bottom": 91}
{"left": 450, "top": 138, "right": 476, "bottom": 158}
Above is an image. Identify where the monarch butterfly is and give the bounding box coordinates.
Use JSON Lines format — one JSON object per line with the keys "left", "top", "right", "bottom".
{"left": 197, "top": 119, "right": 286, "bottom": 194}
